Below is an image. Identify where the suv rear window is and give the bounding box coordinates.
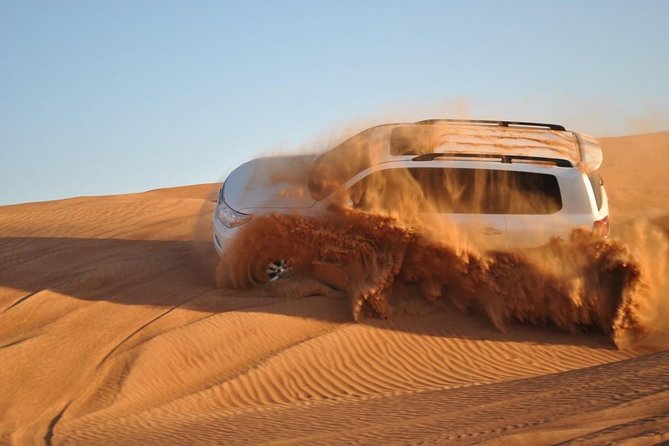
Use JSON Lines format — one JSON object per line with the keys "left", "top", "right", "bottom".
{"left": 349, "top": 168, "right": 562, "bottom": 215}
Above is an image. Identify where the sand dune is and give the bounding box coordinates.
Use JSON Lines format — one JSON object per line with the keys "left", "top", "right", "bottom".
{"left": 1, "top": 132, "right": 668, "bottom": 445}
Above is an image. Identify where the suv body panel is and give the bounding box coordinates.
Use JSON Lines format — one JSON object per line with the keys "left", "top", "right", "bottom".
{"left": 213, "top": 121, "right": 609, "bottom": 256}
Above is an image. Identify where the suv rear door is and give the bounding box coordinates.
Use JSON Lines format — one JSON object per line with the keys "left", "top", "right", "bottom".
{"left": 500, "top": 169, "right": 566, "bottom": 248}
{"left": 442, "top": 213, "right": 507, "bottom": 249}
{"left": 412, "top": 167, "right": 508, "bottom": 248}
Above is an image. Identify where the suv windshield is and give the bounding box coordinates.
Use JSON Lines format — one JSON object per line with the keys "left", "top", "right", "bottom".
{"left": 348, "top": 168, "right": 562, "bottom": 215}
{"left": 308, "top": 128, "right": 376, "bottom": 200}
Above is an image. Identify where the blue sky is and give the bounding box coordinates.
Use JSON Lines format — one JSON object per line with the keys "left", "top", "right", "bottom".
{"left": 1, "top": 1, "right": 668, "bottom": 205}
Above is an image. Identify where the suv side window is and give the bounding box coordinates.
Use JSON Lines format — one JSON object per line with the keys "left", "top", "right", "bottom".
{"left": 587, "top": 173, "right": 604, "bottom": 210}
{"left": 349, "top": 168, "right": 562, "bottom": 215}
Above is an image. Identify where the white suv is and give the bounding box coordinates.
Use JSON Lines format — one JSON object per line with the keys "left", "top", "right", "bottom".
{"left": 213, "top": 120, "right": 609, "bottom": 279}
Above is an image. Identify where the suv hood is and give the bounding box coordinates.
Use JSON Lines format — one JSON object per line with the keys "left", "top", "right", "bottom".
{"left": 223, "top": 155, "right": 319, "bottom": 212}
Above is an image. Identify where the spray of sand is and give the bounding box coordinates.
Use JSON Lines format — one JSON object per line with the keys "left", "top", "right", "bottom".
{"left": 216, "top": 209, "right": 668, "bottom": 349}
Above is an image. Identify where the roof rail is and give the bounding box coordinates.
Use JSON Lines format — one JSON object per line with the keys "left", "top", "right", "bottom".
{"left": 415, "top": 119, "right": 566, "bottom": 132}
{"left": 411, "top": 152, "right": 573, "bottom": 167}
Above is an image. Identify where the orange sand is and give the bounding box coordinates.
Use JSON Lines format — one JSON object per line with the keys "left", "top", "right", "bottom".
{"left": 1, "top": 132, "right": 668, "bottom": 445}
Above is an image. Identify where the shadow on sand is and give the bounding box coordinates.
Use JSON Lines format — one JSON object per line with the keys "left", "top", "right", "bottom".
{"left": 0, "top": 235, "right": 619, "bottom": 350}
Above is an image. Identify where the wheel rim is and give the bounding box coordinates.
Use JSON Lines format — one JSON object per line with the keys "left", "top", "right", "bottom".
{"left": 266, "top": 259, "right": 290, "bottom": 281}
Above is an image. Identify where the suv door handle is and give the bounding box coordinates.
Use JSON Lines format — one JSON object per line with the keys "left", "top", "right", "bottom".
{"left": 480, "top": 227, "right": 503, "bottom": 236}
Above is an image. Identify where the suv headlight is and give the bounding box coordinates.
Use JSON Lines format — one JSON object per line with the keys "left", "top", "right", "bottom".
{"left": 215, "top": 201, "right": 252, "bottom": 228}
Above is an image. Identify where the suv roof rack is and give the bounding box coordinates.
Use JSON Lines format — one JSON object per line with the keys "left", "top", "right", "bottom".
{"left": 415, "top": 119, "right": 566, "bottom": 132}
{"left": 412, "top": 152, "right": 573, "bottom": 167}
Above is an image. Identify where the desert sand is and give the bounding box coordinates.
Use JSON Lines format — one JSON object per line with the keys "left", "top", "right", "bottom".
{"left": 1, "top": 132, "right": 668, "bottom": 445}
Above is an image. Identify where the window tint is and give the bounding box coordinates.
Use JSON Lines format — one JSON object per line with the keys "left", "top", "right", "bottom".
{"left": 349, "top": 168, "right": 562, "bottom": 215}
{"left": 587, "top": 173, "right": 603, "bottom": 210}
